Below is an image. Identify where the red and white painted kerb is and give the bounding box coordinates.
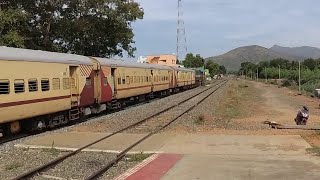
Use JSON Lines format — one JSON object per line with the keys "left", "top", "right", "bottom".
{"left": 114, "top": 153, "right": 183, "bottom": 180}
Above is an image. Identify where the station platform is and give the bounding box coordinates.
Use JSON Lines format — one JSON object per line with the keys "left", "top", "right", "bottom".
{"left": 16, "top": 132, "right": 320, "bottom": 179}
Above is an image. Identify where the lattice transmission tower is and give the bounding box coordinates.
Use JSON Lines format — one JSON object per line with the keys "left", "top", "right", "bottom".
{"left": 177, "top": 0, "right": 188, "bottom": 61}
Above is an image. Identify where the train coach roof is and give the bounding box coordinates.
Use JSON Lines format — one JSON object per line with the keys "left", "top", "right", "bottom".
{"left": 93, "top": 57, "right": 173, "bottom": 70}
{"left": 170, "top": 66, "right": 195, "bottom": 72}
{"left": 0, "top": 47, "right": 92, "bottom": 65}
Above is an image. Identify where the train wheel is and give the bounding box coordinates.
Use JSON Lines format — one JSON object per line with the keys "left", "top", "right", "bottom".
{"left": 1, "top": 121, "right": 21, "bottom": 136}
{"left": 9, "top": 121, "right": 21, "bottom": 134}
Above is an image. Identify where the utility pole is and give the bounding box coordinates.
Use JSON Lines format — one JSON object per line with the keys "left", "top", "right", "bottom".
{"left": 177, "top": 0, "right": 187, "bottom": 61}
{"left": 278, "top": 65, "right": 281, "bottom": 80}
{"left": 265, "top": 67, "right": 267, "bottom": 83}
{"left": 299, "top": 61, "right": 301, "bottom": 93}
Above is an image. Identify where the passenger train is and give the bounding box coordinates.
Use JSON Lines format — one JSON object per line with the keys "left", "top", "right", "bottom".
{"left": 0, "top": 47, "right": 196, "bottom": 135}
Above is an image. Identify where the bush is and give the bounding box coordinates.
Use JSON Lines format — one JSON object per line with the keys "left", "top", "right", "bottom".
{"left": 281, "top": 79, "right": 292, "bottom": 87}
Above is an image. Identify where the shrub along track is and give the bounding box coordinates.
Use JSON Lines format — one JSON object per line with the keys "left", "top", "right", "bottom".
{"left": 12, "top": 80, "right": 228, "bottom": 180}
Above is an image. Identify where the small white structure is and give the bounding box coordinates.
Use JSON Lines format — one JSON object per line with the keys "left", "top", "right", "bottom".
{"left": 137, "top": 56, "right": 147, "bottom": 63}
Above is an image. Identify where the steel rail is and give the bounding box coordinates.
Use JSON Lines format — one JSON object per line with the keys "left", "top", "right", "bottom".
{"left": 13, "top": 80, "right": 226, "bottom": 180}
{"left": 85, "top": 80, "right": 229, "bottom": 180}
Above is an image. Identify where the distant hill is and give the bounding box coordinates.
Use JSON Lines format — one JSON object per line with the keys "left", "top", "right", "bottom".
{"left": 270, "top": 45, "right": 320, "bottom": 59}
{"left": 206, "top": 45, "right": 300, "bottom": 71}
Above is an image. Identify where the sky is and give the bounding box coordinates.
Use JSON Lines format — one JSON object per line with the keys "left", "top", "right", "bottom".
{"left": 130, "top": 0, "right": 320, "bottom": 59}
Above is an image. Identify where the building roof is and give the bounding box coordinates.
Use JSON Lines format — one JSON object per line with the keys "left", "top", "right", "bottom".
{"left": 93, "top": 57, "right": 173, "bottom": 70}
{"left": 146, "top": 54, "right": 177, "bottom": 57}
{"left": 0, "top": 46, "right": 92, "bottom": 65}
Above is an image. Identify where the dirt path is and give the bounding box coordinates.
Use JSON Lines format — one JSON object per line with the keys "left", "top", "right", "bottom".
{"left": 255, "top": 81, "right": 320, "bottom": 124}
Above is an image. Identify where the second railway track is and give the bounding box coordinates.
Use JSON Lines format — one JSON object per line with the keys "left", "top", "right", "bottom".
{"left": 13, "top": 79, "right": 229, "bottom": 180}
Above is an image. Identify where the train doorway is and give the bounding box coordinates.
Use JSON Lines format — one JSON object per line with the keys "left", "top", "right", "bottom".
{"left": 69, "top": 66, "right": 79, "bottom": 106}
{"left": 111, "top": 68, "right": 116, "bottom": 96}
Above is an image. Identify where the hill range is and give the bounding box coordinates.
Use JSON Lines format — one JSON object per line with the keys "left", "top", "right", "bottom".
{"left": 206, "top": 45, "right": 320, "bottom": 71}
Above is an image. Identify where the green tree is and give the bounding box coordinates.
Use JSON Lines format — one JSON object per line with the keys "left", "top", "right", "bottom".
{"left": 205, "top": 60, "right": 220, "bottom": 77}
{"left": 183, "top": 53, "right": 204, "bottom": 68}
{"left": 303, "top": 58, "right": 317, "bottom": 70}
{"left": 0, "top": 8, "right": 26, "bottom": 48}
{"left": 1, "top": 0, "right": 144, "bottom": 57}
{"left": 219, "top": 65, "right": 227, "bottom": 74}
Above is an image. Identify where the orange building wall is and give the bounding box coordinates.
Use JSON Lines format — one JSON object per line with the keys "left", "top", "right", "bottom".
{"left": 146, "top": 55, "right": 177, "bottom": 66}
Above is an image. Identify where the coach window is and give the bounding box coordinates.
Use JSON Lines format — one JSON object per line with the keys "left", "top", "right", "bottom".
{"left": 14, "top": 79, "right": 25, "bottom": 93}
{"left": 0, "top": 79, "right": 10, "bottom": 94}
{"left": 86, "top": 78, "right": 92, "bottom": 86}
{"left": 41, "top": 79, "right": 50, "bottom": 91}
{"left": 63, "top": 78, "right": 70, "bottom": 90}
{"left": 52, "top": 78, "right": 60, "bottom": 90}
{"left": 28, "top": 79, "right": 38, "bottom": 92}
{"left": 118, "top": 77, "right": 121, "bottom": 85}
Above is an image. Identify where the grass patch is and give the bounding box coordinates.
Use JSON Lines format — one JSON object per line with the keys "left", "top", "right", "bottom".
{"left": 307, "top": 146, "right": 320, "bottom": 156}
{"left": 126, "top": 153, "right": 150, "bottom": 162}
{"left": 42, "top": 147, "right": 60, "bottom": 156}
{"left": 41, "top": 140, "right": 60, "bottom": 156}
{"left": 216, "top": 80, "right": 262, "bottom": 120}
{"left": 5, "top": 163, "right": 23, "bottom": 171}
{"left": 194, "top": 114, "right": 205, "bottom": 125}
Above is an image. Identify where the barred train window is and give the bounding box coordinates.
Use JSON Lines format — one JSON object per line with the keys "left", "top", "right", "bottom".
{"left": 103, "top": 77, "right": 108, "bottom": 85}
{"left": 52, "top": 78, "right": 60, "bottom": 90}
{"left": 0, "top": 79, "right": 10, "bottom": 94}
{"left": 118, "top": 78, "right": 121, "bottom": 85}
{"left": 14, "top": 79, "right": 25, "bottom": 93}
{"left": 63, "top": 78, "right": 70, "bottom": 90}
{"left": 28, "top": 79, "right": 38, "bottom": 92}
{"left": 41, "top": 79, "right": 50, "bottom": 91}
{"left": 130, "top": 76, "right": 133, "bottom": 84}
{"left": 86, "top": 78, "right": 92, "bottom": 86}
{"left": 126, "top": 76, "right": 130, "bottom": 85}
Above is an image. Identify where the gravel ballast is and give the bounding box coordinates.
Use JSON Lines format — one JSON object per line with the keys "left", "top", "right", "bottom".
{"left": 0, "top": 147, "right": 150, "bottom": 180}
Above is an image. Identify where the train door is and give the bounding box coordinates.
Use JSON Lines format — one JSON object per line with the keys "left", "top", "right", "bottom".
{"left": 69, "top": 66, "right": 79, "bottom": 106}
{"left": 111, "top": 68, "right": 116, "bottom": 96}
{"left": 169, "top": 71, "right": 174, "bottom": 88}
{"left": 150, "top": 70, "right": 154, "bottom": 92}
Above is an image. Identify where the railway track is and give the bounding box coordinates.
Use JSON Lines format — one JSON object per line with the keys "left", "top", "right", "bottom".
{"left": 12, "top": 79, "right": 228, "bottom": 180}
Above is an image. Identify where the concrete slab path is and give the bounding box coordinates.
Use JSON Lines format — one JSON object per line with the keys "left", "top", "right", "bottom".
{"left": 16, "top": 132, "right": 320, "bottom": 179}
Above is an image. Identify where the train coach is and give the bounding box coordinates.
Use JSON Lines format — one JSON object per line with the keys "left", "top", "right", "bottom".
{"left": 0, "top": 47, "right": 101, "bottom": 135}
{"left": 0, "top": 47, "right": 195, "bottom": 135}
{"left": 91, "top": 58, "right": 195, "bottom": 109}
